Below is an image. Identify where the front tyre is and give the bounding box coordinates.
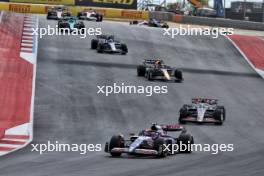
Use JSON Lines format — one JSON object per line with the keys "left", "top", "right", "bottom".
{"left": 147, "top": 71, "right": 153, "bottom": 81}
{"left": 154, "top": 138, "right": 167, "bottom": 158}
{"left": 174, "top": 69, "right": 183, "bottom": 82}
{"left": 121, "top": 43, "right": 128, "bottom": 55}
{"left": 137, "top": 65, "right": 145, "bottom": 76}
{"left": 109, "top": 135, "right": 125, "bottom": 157}
{"left": 97, "top": 43, "right": 104, "bottom": 53}
{"left": 214, "top": 106, "right": 225, "bottom": 125}
{"left": 179, "top": 105, "right": 188, "bottom": 124}
{"left": 91, "top": 39, "right": 98, "bottom": 49}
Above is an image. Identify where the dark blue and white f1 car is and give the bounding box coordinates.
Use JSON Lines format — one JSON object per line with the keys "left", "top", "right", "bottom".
{"left": 105, "top": 124, "right": 194, "bottom": 158}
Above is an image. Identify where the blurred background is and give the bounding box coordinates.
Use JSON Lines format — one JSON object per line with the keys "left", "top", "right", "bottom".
{"left": 137, "top": 0, "right": 264, "bottom": 22}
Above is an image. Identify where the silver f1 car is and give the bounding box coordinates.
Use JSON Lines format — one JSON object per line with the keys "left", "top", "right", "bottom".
{"left": 105, "top": 124, "right": 194, "bottom": 158}
{"left": 77, "top": 9, "right": 103, "bottom": 22}
{"left": 46, "top": 6, "right": 71, "bottom": 20}
{"left": 179, "top": 98, "right": 226, "bottom": 125}
{"left": 137, "top": 59, "right": 183, "bottom": 82}
{"left": 130, "top": 18, "right": 169, "bottom": 28}
{"left": 91, "top": 35, "right": 128, "bottom": 55}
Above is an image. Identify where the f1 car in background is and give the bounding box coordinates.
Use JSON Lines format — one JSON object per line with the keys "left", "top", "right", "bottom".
{"left": 77, "top": 9, "right": 103, "bottom": 22}
{"left": 130, "top": 18, "right": 169, "bottom": 28}
{"left": 105, "top": 124, "right": 194, "bottom": 158}
{"left": 58, "top": 17, "right": 85, "bottom": 33}
{"left": 47, "top": 6, "right": 71, "bottom": 20}
{"left": 91, "top": 35, "right": 128, "bottom": 55}
{"left": 137, "top": 59, "right": 183, "bottom": 82}
{"left": 179, "top": 98, "right": 226, "bottom": 125}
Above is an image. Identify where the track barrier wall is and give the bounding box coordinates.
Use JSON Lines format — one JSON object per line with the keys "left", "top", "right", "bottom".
{"left": 178, "top": 15, "right": 264, "bottom": 31}
{"left": 0, "top": 2, "right": 263, "bottom": 30}
{"left": 0, "top": 2, "right": 148, "bottom": 19}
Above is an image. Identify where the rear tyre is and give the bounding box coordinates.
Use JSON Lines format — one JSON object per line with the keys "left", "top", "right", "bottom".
{"left": 91, "top": 39, "right": 98, "bottom": 49}
{"left": 137, "top": 65, "right": 146, "bottom": 76}
{"left": 109, "top": 135, "right": 125, "bottom": 157}
{"left": 177, "top": 134, "right": 193, "bottom": 153}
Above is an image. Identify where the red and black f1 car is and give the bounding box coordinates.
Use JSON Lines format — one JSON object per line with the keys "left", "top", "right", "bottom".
{"left": 137, "top": 59, "right": 183, "bottom": 82}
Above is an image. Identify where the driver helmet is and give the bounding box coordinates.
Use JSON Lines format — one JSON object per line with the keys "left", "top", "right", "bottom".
{"left": 151, "top": 123, "right": 162, "bottom": 131}
{"left": 155, "top": 59, "right": 162, "bottom": 66}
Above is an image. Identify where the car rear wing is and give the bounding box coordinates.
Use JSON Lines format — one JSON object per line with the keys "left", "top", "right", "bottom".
{"left": 161, "top": 124, "right": 185, "bottom": 132}
{"left": 48, "top": 6, "right": 67, "bottom": 11}
{"left": 143, "top": 59, "right": 164, "bottom": 64}
{"left": 97, "top": 35, "right": 114, "bottom": 40}
{"left": 191, "top": 98, "right": 218, "bottom": 104}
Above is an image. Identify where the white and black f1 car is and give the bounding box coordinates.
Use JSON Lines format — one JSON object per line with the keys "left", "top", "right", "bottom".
{"left": 46, "top": 6, "right": 71, "bottom": 20}
{"left": 105, "top": 124, "right": 194, "bottom": 158}
{"left": 137, "top": 59, "right": 183, "bottom": 82}
{"left": 91, "top": 35, "right": 128, "bottom": 55}
{"left": 130, "top": 18, "right": 169, "bottom": 28}
{"left": 77, "top": 9, "right": 103, "bottom": 22}
{"left": 179, "top": 98, "right": 226, "bottom": 125}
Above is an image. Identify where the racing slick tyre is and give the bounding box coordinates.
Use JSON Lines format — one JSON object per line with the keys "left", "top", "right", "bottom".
{"left": 91, "top": 39, "right": 98, "bottom": 49}
{"left": 174, "top": 69, "right": 183, "bottom": 82}
{"left": 147, "top": 72, "right": 153, "bottom": 81}
{"left": 177, "top": 134, "right": 194, "bottom": 153}
{"left": 109, "top": 135, "right": 125, "bottom": 157}
{"left": 58, "top": 23, "right": 70, "bottom": 33}
{"left": 179, "top": 105, "right": 188, "bottom": 124}
{"left": 154, "top": 138, "right": 167, "bottom": 158}
{"left": 96, "top": 14, "right": 103, "bottom": 22}
{"left": 218, "top": 106, "right": 226, "bottom": 121}
{"left": 130, "top": 20, "right": 138, "bottom": 25}
{"left": 214, "top": 106, "right": 225, "bottom": 125}
{"left": 97, "top": 43, "right": 104, "bottom": 53}
{"left": 77, "top": 22, "right": 85, "bottom": 29}
{"left": 121, "top": 44, "right": 128, "bottom": 55}
{"left": 137, "top": 65, "right": 146, "bottom": 76}
{"left": 77, "top": 12, "right": 82, "bottom": 19}
{"left": 162, "top": 23, "right": 169, "bottom": 28}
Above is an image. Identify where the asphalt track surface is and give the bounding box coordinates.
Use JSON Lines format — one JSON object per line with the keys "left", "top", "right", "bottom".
{"left": 0, "top": 15, "right": 264, "bottom": 176}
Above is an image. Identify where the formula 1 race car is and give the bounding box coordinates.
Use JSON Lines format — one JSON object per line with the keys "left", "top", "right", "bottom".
{"left": 179, "top": 98, "right": 226, "bottom": 125}
{"left": 105, "top": 124, "right": 194, "bottom": 158}
{"left": 91, "top": 35, "right": 128, "bottom": 55}
{"left": 58, "top": 17, "right": 85, "bottom": 33}
{"left": 130, "top": 18, "right": 169, "bottom": 28}
{"left": 137, "top": 59, "right": 183, "bottom": 82}
{"left": 77, "top": 9, "right": 103, "bottom": 22}
{"left": 46, "top": 6, "right": 71, "bottom": 20}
